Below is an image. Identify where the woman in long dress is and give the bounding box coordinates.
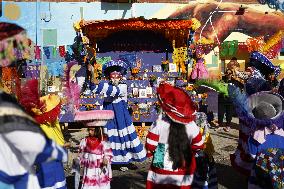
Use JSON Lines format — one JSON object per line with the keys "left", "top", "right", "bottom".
{"left": 85, "top": 60, "right": 146, "bottom": 170}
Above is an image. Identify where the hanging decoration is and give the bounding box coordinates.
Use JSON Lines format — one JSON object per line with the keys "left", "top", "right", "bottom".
{"left": 220, "top": 41, "right": 229, "bottom": 57}
{"left": 43, "top": 47, "right": 51, "bottom": 59}
{"left": 228, "top": 40, "right": 238, "bottom": 56}
{"left": 59, "top": 45, "right": 66, "bottom": 57}
{"left": 34, "top": 46, "right": 41, "bottom": 60}
{"left": 219, "top": 40, "right": 238, "bottom": 56}
{"left": 52, "top": 47, "right": 57, "bottom": 58}
{"left": 246, "top": 36, "right": 265, "bottom": 53}
{"left": 67, "top": 45, "right": 74, "bottom": 55}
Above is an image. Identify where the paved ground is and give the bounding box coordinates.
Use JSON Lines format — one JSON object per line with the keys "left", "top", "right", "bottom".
{"left": 66, "top": 117, "right": 247, "bottom": 189}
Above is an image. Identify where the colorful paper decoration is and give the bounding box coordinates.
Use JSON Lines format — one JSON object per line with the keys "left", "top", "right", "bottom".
{"left": 59, "top": 46, "right": 66, "bottom": 57}
{"left": 67, "top": 45, "right": 74, "bottom": 55}
{"left": 43, "top": 47, "right": 51, "bottom": 59}
{"left": 229, "top": 40, "right": 238, "bottom": 56}
{"left": 34, "top": 46, "right": 41, "bottom": 60}
{"left": 52, "top": 47, "right": 57, "bottom": 58}
{"left": 246, "top": 36, "right": 265, "bottom": 53}
{"left": 220, "top": 40, "right": 238, "bottom": 56}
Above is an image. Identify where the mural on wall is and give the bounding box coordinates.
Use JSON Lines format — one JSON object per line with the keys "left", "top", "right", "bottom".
{"left": 0, "top": 0, "right": 283, "bottom": 76}
{"left": 0, "top": 0, "right": 283, "bottom": 47}
{"left": 168, "top": 1, "right": 284, "bottom": 45}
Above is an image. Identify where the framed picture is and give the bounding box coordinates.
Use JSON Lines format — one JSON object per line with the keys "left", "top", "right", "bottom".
{"left": 146, "top": 87, "right": 153, "bottom": 97}
{"left": 169, "top": 63, "right": 177, "bottom": 72}
{"left": 156, "top": 77, "right": 163, "bottom": 86}
{"left": 132, "top": 88, "right": 139, "bottom": 98}
{"left": 152, "top": 65, "right": 162, "bottom": 72}
{"left": 47, "top": 86, "right": 56, "bottom": 93}
{"left": 167, "top": 77, "right": 176, "bottom": 86}
{"left": 139, "top": 89, "right": 147, "bottom": 98}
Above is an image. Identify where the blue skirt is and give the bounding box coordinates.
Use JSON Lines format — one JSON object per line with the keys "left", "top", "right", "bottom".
{"left": 37, "top": 160, "right": 66, "bottom": 189}
{"left": 103, "top": 100, "right": 146, "bottom": 164}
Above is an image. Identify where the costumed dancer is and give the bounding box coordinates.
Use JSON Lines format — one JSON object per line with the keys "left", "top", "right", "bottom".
{"left": 84, "top": 60, "right": 146, "bottom": 170}
{"left": 245, "top": 92, "right": 284, "bottom": 188}
{"left": 145, "top": 82, "right": 204, "bottom": 189}
{"left": 192, "top": 112, "right": 218, "bottom": 189}
{"left": 230, "top": 51, "right": 281, "bottom": 176}
{"left": 0, "top": 22, "right": 67, "bottom": 189}
{"left": 191, "top": 48, "right": 209, "bottom": 80}
{"left": 75, "top": 110, "right": 114, "bottom": 189}
{"left": 19, "top": 79, "right": 67, "bottom": 189}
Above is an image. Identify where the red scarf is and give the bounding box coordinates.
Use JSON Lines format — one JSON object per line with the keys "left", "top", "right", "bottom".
{"left": 86, "top": 137, "right": 101, "bottom": 151}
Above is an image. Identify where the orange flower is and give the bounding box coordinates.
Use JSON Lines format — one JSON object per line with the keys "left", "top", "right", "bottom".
{"left": 202, "top": 93, "right": 208, "bottom": 99}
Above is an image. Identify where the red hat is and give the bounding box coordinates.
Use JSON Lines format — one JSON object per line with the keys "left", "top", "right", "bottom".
{"left": 157, "top": 82, "right": 197, "bottom": 124}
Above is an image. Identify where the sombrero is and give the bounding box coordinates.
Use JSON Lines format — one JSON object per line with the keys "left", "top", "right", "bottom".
{"left": 102, "top": 60, "right": 128, "bottom": 77}
{"left": 74, "top": 110, "right": 114, "bottom": 127}
{"left": 249, "top": 51, "right": 281, "bottom": 77}
{"left": 248, "top": 92, "right": 284, "bottom": 120}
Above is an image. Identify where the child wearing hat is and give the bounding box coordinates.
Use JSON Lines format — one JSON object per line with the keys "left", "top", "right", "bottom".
{"left": 75, "top": 110, "right": 114, "bottom": 189}
{"left": 84, "top": 60, "right": 146, "bottom": 170}
{"left": 145, "top": 82, "right": 204, "bottom": 189}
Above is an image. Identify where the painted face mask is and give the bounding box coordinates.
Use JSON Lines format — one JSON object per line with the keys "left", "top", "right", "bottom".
{"left": 110, "top": 71, "right": 122, "bottom": 86}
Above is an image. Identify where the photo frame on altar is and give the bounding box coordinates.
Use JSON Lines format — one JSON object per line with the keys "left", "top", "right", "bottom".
{"left": 152, "top": 65, "right": 162, "bottom": 72}
{"left": 146, "top": 87, "right": 153, "bottom": 97}
{"left": 167, "top": 77, "right": 176, "bottom": 86}
{"left": 132, "top": 88, "right": 139, "bottom": 98}
{"left": 139, "top": 89, "right": 147, "bottom": 98}
{"left": 47, "top": 86, "right": 56, "bottom": 93}
{"left": 169, "top": 63, "right": 177, "bottom": 72}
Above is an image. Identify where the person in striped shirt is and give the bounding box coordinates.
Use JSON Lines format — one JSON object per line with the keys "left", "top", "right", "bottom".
{"left": 146, "top": 82, "right": 204, "bottom": 189}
